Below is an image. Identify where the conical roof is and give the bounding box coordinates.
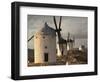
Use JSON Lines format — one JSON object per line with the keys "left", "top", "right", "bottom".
{"left": 36, "top": 22, "right": 56, "bottom": 36}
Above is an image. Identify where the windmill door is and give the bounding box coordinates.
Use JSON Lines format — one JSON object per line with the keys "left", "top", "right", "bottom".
{"left": 44, "top": 53, "right": 48, "bottom": 62}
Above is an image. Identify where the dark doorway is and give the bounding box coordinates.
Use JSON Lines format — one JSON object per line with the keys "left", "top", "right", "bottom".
{"left": 44, "top": 53, "right": 48, "bottom": 62}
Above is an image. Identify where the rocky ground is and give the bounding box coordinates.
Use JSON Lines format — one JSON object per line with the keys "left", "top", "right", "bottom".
{"left": 28, "top": 48, "right": 87, "bottom": 66}
{"left": 66, "top": 49, "right": 87, "bottom": 65}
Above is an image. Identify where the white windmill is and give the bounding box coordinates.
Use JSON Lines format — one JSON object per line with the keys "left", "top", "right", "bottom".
{"left": 28, "top": 22, "right": 56, "bottom": 64}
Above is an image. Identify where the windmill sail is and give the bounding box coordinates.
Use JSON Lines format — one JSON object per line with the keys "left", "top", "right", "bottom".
{"left": 53, "top": 16, "right": 62, "bottom": 43}
{"left": 28, "top": 35, "right": 34, "bottom": 42}
{"left": 53, "top": 16, "right": 67, "bottom": 56}
{"left": 59, "top": 16, "right": 62, "bottom": 29}
{"left": 53, "top": 16, "right": 58, "bottom": 30}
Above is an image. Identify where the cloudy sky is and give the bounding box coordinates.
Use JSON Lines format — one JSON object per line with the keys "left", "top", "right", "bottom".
{"left": 28, "top": 15, "right": 88, "bottom": 49}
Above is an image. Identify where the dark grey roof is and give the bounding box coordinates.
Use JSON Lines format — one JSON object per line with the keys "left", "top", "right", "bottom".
{"left": 36, "top": 22, "right": 56, "bottom": 36}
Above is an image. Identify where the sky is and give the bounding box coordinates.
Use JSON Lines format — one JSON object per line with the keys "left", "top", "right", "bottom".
{"left": 27, "top": 15, "right": 88, "bottom": 49}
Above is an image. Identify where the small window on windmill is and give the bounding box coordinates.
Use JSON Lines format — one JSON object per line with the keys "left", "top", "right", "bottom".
{"left": 42, "top": 30, "right": 44, "bottom": 32}
{"left": 36, "top": 37, "right": 37, "bottom": 39}
{"left": 43, "top": 36, "right": 45, "bottom": 39}
{"left": 45, "top": 46, "right": 47, "bottom": 49}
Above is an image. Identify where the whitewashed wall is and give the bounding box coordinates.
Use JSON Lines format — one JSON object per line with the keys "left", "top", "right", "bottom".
{"left": 34, "top": 33, "right": 56, "bottom": 63}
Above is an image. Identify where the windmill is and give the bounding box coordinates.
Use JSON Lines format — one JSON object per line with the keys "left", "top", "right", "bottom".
{"left": 53, "top": 16, "right": 67, "bottom": 56}
{"left": 28, "top": 16, "right": 68, "bottom": 56}
{"left": 66, "top": 32, "right": 75, "bottom": 50}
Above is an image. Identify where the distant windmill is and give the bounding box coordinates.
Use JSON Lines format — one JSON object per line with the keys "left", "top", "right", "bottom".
{"left": 66, "top": 32, "right": 75, "bottom": 50}
{"left": 53, "top": 16, "right": 67, "bottom": 56}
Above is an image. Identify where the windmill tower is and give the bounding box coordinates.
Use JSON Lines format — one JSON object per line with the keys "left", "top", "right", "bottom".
{"left": 53, "top": 16, "right": 67, "bottom": 56}
{"left": 34, "top": 22, "right": 56, "bottom": 63}
{"left": 66, "top": 32, "right": 75, "bottom": 50}
{"left": 29, "top": 22, "right": 56, "bottom": 64}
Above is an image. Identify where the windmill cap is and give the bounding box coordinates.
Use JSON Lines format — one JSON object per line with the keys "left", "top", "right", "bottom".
{"left": 35, "top": 22, "right": 56, "bottom": 36}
